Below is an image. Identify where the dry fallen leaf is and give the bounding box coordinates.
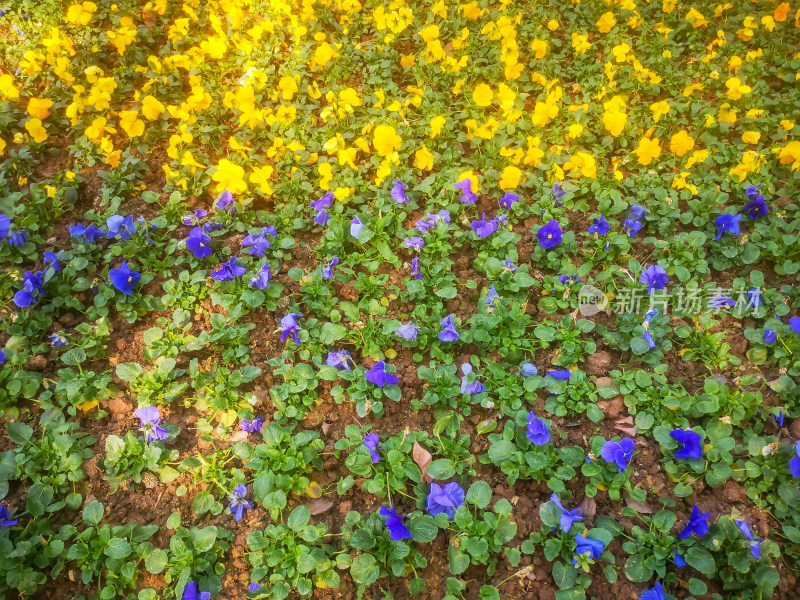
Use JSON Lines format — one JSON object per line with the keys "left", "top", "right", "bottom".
{"left": 309, "top": 498, "right": 334, "bottom": 516}
{"left": 413, "top": 441, "right": 432, "bottom": 477}
{"left": 623, "top": 491, "right": 653, "bottom": 514}
{"left": 582, "top": 495, "right": 597, "bottom": 520}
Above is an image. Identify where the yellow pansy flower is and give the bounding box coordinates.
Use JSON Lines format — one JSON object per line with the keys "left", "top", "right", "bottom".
{"left": 27, "top": 98, "right": 54, "bottom": 120}
{"left": 414, "top": 145, "right": 434, "bottom": 170}
{"left": 372, "top": 125, "right": 401, "bottom": 157}
{"left": 141, "top": 95, "right": 166, "bottom": 120}
{"left": 499, "top": 166, "right": 522, "bottom": 190}
{"left": 212, "top": 159, "right": 247, "bottom": 194}
{"left": 118, "top": 110, "right": 144, "bottom": 137}
{"left": 25, "top": 118, "right": 48, "bottom": 143}
{"left": 472, "top": 83, "right": 493, "bottom": 107}
{"left": 669, "top": 131, "right": 695, "bottom": 157}
{"left": 742, "top": 131, "right": 761, "bottom": 145}
{"left": 635, "top": 137, "right": 661, "bottom": 165}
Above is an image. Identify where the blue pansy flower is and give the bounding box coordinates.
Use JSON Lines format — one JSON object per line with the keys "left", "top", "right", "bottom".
{"left": 249, "top": 261, "right": 271, "bottom": 290}
{"left": 678, "top": 504, "right": 712, "bottom": 538}
{"left": 537, "top": 219, "right": 563, "bottom": 249}
{"left": 106, "top": 215, "right": 135, "bottom": 240}
{"left": 309, "top": 192, "right": 334, "bottom": 212}
{"left": 395, "top": 323, "right": 419, "bottom": 341}
{"left": 109, "top": 262, "right": 141, "bottom": 295}
{"left": 242, "top": 232, "right": 270, "bottom": 256}
{"left": 499, "top": 193, "right": 518, "bottom": 209}
{"left": 640, "top": 264, "right": 668, "bottom": 293}
{"left": 550, "top": 493, "right": 583, "bottom": 533}
{"left": 630, "top": 204, "right": 647, "bottom": 220}
{"left": 471, "top": 214, "right": 498, "bottom": 238}
{"left": 526, "top": 411, "right": 551, "bottom": 445}
{"left": 588, "top": 215, "right": 610, "bottom": 235}
{"left": 228, "top": 485, "right": 253, "bottom": 522}
{"left": 211, "top": 257, "right": 246, "bottom": 281}
{"left": 326, "top": 350, "right": 353, "bottom": 370}
{"left": 790, "top": 441, "right": 800, "bottom": 478}
{"left": 321, "top": 256, "right": 339, "bottom": 279}
{"left": 734, "top": 520, "right": 762, "bottom": 559}
{"left": 391, "top": 180, "right": 409, "bottom": 204}
{"left": 365, "top": 361, "right": 399, "bottom": 387}
{"left": 135, "top": 406, "right": 169, "bottom": 443}
{"left": 638, "top": 582, "right": 666, "bottom": 600}
{"left": 460, "top": 363, "right": 485, "bottom": 395}
{"left": 546, "top": 369, "right": 571, "bottom": 379}
{"left": 572, "top": 534, "right": 605, "bottom": 564}
{"left": 350, "top": 216, "right": 363, "bottom": 239}
{"left": 670, "top": 429, "right": 703, "bottom": 460}
{"left": 601, "top": 438, "right": 636, "bottom": 473}
{"left": 280, "top": 313, "right": 303, "bottom": 345}
{"left": 405, "top": 237, "right": 425, "bottom": 251}
{"left": 624, "top": 218, "right": 643, "bottom": 237}
{"left": 715, "top": 213, "right": 742, "bottom": 240}
{"left": 520, "top": 363, "right": 538, "bottom": 378}
{"left": 240, "top": 417, "right": 264, "bottom": 433}
{"left": 14, "top": 271, "right": 45, "bottom": 308}
{"left": 181, "top": 582, "right": 211, "bottom": 600}
{"left": 0, "top": 505, "right": 18, "bottom": 529}
{"left": 379, "top": 505, "right": 412, "bottom": 540}
{"left": 426, "top": 482, "right": 465, "bottom": 519}
{"left": 454, "top": 179, "right": 477, "bottom": 204}
{"left": 438, "top": 315, "right": 459, "bottom": 342}
{"left": 186, "top": 227, "right": 212, "bottom": 258}
{"left": 364, "top": 433, "right": 380, "bottom": 463}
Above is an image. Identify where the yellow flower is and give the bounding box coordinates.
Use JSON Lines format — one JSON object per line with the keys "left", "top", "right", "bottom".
{"left": 774, "top": 2, "right": 790, "bottom": 21}
{"left": 685, "top": 149, "right": 709, "bottom": 169}
{"left": 250, "top": 165, "right": 274, "bottom": 195}
{"left": 25, "top": 118, "right": 48, "bottom": 143}
{"left": 414, "top": 145, "right": 434, "bottom": 170}
{"left": 547, "top": 19, "right": 559, "bottom": 31}
{"left": 430, "top": 115, "right": 446, "bottom": 138}
{"left": 212, "top": 159, "right": 247, "bottom": 194}
{"left": 0, "top": 73, "right": 20, "bottom": 100}
{"left": 725, "top": 77, "right": 751, "bottom": 100}
{"left": 0, "top": 137, "right": 5, "bottom": 156}
{"left": 278, "top": 76, "right": 298, "bottom": 100}
{"left": 596, "top": 12, "right": 616, "bottom": 33}
{"left": 571, "top": 33, "right": 590, "bottom": 54}
{"left": 65, "top": 2, "right": 97, "bottom": 25}
{"left": 780, "top": 119, "right": 795, "bottom": 131}
{"left": 472, "top": 83, "right": 493, "bottom": 107}
{"left": 741, "top": 131, "right": 761, "bottom": 145}
{"left": 669, "top": 130, "right": 695, "bottom": 157}
{"left": 778, "top": 141, "right": 800, "bottom": 170}
{"left": 530, "top": 39, "right": 548, "bottom": 59}
{"left": 686, "top": 7, "right": 708, "bottom": 28}
{"left": 602, "top": 96, "right": 627, "bottom": 137}
{"left": 564, "top": 152, "right": 597, "bottom": 179}
{"left": 118, "top": 110, "right": 144, "bottom": 137}
{"left": 650, "top": 100, "right": 670, "bottom": 123}
{"left": 499, "top": 166, "right": 522, "bottom": 190}
{"left": 457, "top": 170, "right": 480, "bottom": 192}
{"left": 373, "top": 125, "right": 402, "bottom": 157}
{"left": 141, "top": 95, "right": 166, "bottom": 120}
{"left": 318, "top": 162, "right": 333, "bottom": 190}
{"left": 27, "top": 98, "right": 54, "bottom": 120}
{"left": 635, "top": 137, "right": 661, "bottom": 165}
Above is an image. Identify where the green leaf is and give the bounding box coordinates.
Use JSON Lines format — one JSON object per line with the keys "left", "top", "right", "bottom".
{"left": 319, "top": 322, "right": 347, "bottom": 345}
{"left": 61, "top": 348, "right": 87, "bottom": 366}
{"left": 104, "top": 538, "right": 132, "bottom": 559}
{"left": 435, "top": 286, "right": 458, "bottom": 299}
{"left": 426, "top": 459, "right": 456, "bottom": 480}
{"left": 287, "top": 504, "right": 311, "bottom": 531}
{"left": 83, "top": 500, "right": 104, "bottom": 526}
{"left": 685, "top": 546, "right": 715, "bottom": 575}
{"left": 624, "top": 554, "right": 653, "bottom": 582}
{"left": 407, "top": 514, "right": 438, "bottom": 542}
{"left": 466, "top": 481, "right": 492, "bottom": 509}
{"left": 350, "top": 553, "right": 379, "bottom": 585}
{"left": 115, "top": 362, "right": 143, "bottom": 382}
{"left": 7, "top": 422, "right": 33, "bottom": 445}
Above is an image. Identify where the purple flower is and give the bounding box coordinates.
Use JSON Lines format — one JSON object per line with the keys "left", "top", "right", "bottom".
{"left": 249, "top": 261, "right": 272, "bottom": 289}
{"left": 228, "top": 484, "right": 252, "bottom": 522}
{"left": 460, "top": 363, "right": 485, "bottom": 395}
{"left": 106, "top": 215, "right": 135, "bottom": 240}
{"left": 789, "top": 317, "right": 800, "bottom": 334}
{"left": 365, "top": 361, "right": 398, "bottom": 387}
{"left": 709, "top": 295, "right": 736, "bottom": 310}
{"left": 588, "top": 215, "right": 610, "bottom": 236}
{"left": 186, "top": 227, "right": 212, "bottom": 258}
{"left": 643, "top": 331, "right": 656, "bottom": 350}
{"left": 520, "top": 363, "right": 538, "bottom": 378}
{"left": 364, "top": 433, "right": 380, "bottom": 463}
{"left": 438, "top": 315, "right": 460, "bottom": 342}
{"left": 405, "top": 237, "right": 425, "bottom": 251}
{"left": 14, "top": 271, "right": 44, "bottom": 308}
{"left": 326, "top": 350, "right": 353, "bottom": 370}
{"left": 715, "top": 213, "right": 742, "bottom": 240}
{"left": 640, "top": 265, "right": 668, "bottom": 293}
{"left": 455, "top": 179, "right": 477, "bottom": 204}
{"left": 109, "top": 262, "right": 141, "bottom": 296}
{"left": 638, "top": 582, "right": 666, "bottom": 600}
{"left": 537, "top": 219, "right": 563, "bottom": 249}
{"left": 9, "top": 229, "right": 27, "bottom": 246}
{"left": 181, "top": 583, "right": 211, "bottom": 600}
{"left": 321, "top": 255, "right": 339, "bottom": 279}
{"left": 216, "top": 190, "right": 235, "bottom": 212}
{"left": 0, "top": 350, "right": 6, "bottom": 365}
{"left": 601, "top": 438, "right": 636, "bottom": 473}
{"left": 673, "top": 551, "right": 686, "bottom": 567}
{"left": 242, "top": 232, "right": 270, "bottom": 256}
{"left": 240, "top": 417, "right": 264, "bottom": 433}
{"left": 790, "top": 441, "right": 800, "bottom": 478}
{"left": 552, "top": 183, "right": 565, "bottom": 204}
{"left": 249, "top": 583, "right": 261, "bottom": 593}
{"left": 546, "top": 369, "right": 571, "bottom": 379}
{"left": 526, "top": 411, "right": 551, "bottom": 445}
{"left": 350, "top": 217, "right": 363, "bottom": 240}
{"left": 309, "top": 192, "right": 334, "bottom": 212}
{"left": 678, "top": 504, "right": 712, "bottom": 538}
{"left": 747, "top": 288, "right": 762, "bottom": 307}
{"left": 49, "top": 332, "right": 68, "bottom": 347}
{"left": 410, "top": 256, "right": 422, "bottom": 280}
{"left": 395, "top": 323, "right": 419, "bottom": 341}
{"left": 135, "top": 406, "right": 169, "bottom": 443}
{"left": 735, "top": 520, "right": 762, "bottom": 559}
{"left": 550, "top": 493, "right": 583, "bottom": 533}
{"left": 314, "top": 210, "right": 330, "bottom": 226}
{"left": 181, "top": 209, "right": 207, "bottom": 226}
{"left": 630, "top": 204, "right": 647, "bottom": 220}
{"left": 485, "top": 285, "right": 500, "bottom": 309}
{"left": 379, "top": 505, "right": 412, "bottom": 540}
{"left": 623, "top": 218, "right": 643, "bottom": 238}
{"left": 0, "top": 505, "right": 18, "bottom": 529}
{"left": 415, "top": 217, "right": 434, "bottom": 233}
{"left": 391, "top": 180, "right": 409, "bottom": 204}
{"left": 280, "top": 313, "right": 303, "bottom": 345}
{"left": 43, "top": 251, "right": 61, "bottom": 272}
{"left": 745, "top": 184, "right": 763, "bottom": 201}
{"left": 502, "top": 259, "right": 517, "bottom": 272}
{"left": 471, "top": 213, "right": 498, "bottom": 238}
{"left": 70, "top": 223, "right": 106, "bottom": 242}
{"left": 573, "top": 534, "right": 605, "bottom": 564}
{"left": 773, "top": 411, "right": 784, "bottom": 427}
{"left": 426, "top": 482, "right": 465, "bottom": 519}
{"left": 211, "top": 257, "right": 246, "bottom": 281}
{"left": 0, "top": 214, "right": 10, "bottom": 239}
{"left": 499, "top": 193, "right": 518, "bottom": 209}
{"left": 744, "top": 195, "right": 768, "bottom": 220}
